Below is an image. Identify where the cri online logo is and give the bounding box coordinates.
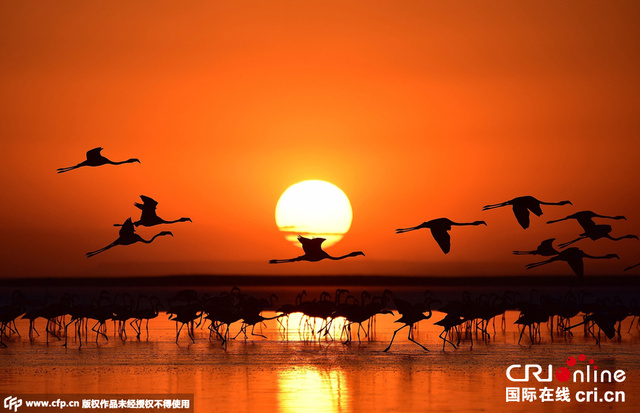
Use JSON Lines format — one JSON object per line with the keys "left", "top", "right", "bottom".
{"left": 3, "top": 396, "right": 22, "bottom": 412}
{"left": 506, "top": 354, "right": 626, "bottom": 383}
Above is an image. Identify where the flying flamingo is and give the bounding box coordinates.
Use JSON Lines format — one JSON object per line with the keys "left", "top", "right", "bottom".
{"left": 513, "top": 238, "right": 559, "bottom": 256}
{"left": 547, "top": 210, "right": 627, "bottom": 231}
{"left": 86, "top": 218, "right": 173, "bottom": 258}
{"left": 395, "top": 218, "right": 486, "bottom": 254}
{"left": 114, "top": 195, "right": 192, "bottom": 227}
{"left": 269, "top": 235, "right": 365, "bottom": 264}
{"left": 558, "top": 224, "right": 638, "bottom": 248}
{"left": 57, "top": 147, "right": 140, "bottom": 173}
{"left": 482, "top": 196, "right": 572, "bottom": 229}
{"left": 525, "top": 247, "right": 619, "bottom": 277}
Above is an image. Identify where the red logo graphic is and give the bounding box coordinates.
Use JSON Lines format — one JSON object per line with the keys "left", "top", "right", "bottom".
{"left": 555, "top": 354, "right": 596, "bottom": 382}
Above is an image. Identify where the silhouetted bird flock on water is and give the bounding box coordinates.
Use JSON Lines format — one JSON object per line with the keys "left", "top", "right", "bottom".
{"left": 1, "top": 287, "right": 639, "bottom": 351}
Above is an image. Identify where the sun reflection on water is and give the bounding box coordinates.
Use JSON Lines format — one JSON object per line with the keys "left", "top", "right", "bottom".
{"left": 275, "top": 311, "right": 347, "bottom": 342}
{"left": 278, "top": 366, "right": 348, "bottom": 413}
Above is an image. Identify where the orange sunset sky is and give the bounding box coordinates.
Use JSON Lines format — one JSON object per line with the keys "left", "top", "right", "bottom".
{"left": 1, "top": 1, "right": 639, "bottom": 278}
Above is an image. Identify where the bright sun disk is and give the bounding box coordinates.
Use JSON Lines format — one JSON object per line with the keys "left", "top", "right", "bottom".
{"left": 275, "top": 180, "right": 353, "bottom": 248}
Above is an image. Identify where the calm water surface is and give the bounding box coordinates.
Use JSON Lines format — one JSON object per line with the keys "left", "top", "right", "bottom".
{"left": 1, "top": 311, "right": 639, "bottom": 412}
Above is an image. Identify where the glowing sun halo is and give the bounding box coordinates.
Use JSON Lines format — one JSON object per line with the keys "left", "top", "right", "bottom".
{"left": 275, "top": 180, "right": 353, "bottom": 248}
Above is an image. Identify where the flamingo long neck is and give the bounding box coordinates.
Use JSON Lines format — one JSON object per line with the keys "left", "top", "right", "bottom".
{"left": 452, "top": 220, "right": 486, "bottom": 228}
{"left": 539, "top": 200, "right": 568, "bottom": 206}
{"left": 111, "top": 158, "right": 138, "bottom": 165}
{"left": 589, "top": 254, "right": 613, "bottom": 260}
{"left": 328, "top": 252, "right": 358, "bottom": 260}
{"left": 422, "top": 302, "right": 433, "bottom": 319}
{"left": 140, "top": 233, "right": 165, "bottom": 244}
{"left": 589, "top": 255, "right": 605, "bottom": 259}
{"left": 609, "top": 234, "right": 637, "bottom": 241}
{"left": 163, "top": 217, "right": 190, "bottom": 224}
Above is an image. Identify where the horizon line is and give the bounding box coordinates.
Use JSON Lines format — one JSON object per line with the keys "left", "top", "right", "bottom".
{"left": 1, "top": 273, "right": 638, "bottom": 289}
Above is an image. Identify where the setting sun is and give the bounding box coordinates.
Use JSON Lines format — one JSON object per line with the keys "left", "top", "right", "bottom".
{"left": 275, "top": 180, "right": 353, "bottom": 248}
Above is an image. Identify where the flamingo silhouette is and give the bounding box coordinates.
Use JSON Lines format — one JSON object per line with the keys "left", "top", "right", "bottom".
{"left": 482, "top": 196, "right": 572, "bottom": 229}
{"left": 269, "top": 235, "right": 365, "bottom": 264}
{"left": 383, "top": 292, "right": 436, "bottom": 352}
{"left": 86, "top": 218, "right": 173, "bottom": 257}
{"left": 130, "top": 295, "right": 163, "bottom": 340}
{"left": 547, "top": 210, "right": 626, "bottom": 231}
{"left": 514, "top": 308, "right": 550, "bottom": 345}
{"left": 525, "top": 247, "right": 619, "bottom": 277}
{"left": 558, "top": 224, "right": 638, "bottom": 248}
{"left": 513, "top": 238, "right": 559, "bottom": 256}
{"left": 395, "top": 218, "right": 486, "bottom": 254}
{"left": 85, "top": 293, "right": 113, "bottom": 344}
{"left": 114, "top": 195, "right": 192, "bottom": 227}
{"left": 57, "top": 147, "right": 140, "bottom": 173}
{"left": 434, "top": 313, "right": 464, "bottom": 350}
{"left": 235, "top": 308, "right": 282, "bottom": 341}
{"left": 169, "top": 307, "right": 202, "bottom": 344}
{"left": 564, "top": 312, "right": 617, "bottom": 346}
{"left": 0, "top": 291, "right": 26, "bottom": 347}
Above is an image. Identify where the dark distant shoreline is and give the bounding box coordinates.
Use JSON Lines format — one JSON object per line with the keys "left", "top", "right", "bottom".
{"left": 1, "top": 274, "right": 639, "bottom": 289}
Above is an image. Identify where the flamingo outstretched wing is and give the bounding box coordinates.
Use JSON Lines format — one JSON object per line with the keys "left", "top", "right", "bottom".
{"left": 86, "top": 147, "right": 103, "bottom": 160}
{"left": 136, "top": 195, "right": 158, "bottom": 211}
{"left": 118, "top": 218, "right": 136, "bottom": 237}
{"left": 513, "top": 204, "right": 531, "bottom": 229}
{"left": 297, "top": 235, "right": 326, "bottom": 255}
{"left": 430, "top": 228, "right": 451, "bottom": 254}
{"left": 566, "top": 256, "right": 584, "bottom": 277}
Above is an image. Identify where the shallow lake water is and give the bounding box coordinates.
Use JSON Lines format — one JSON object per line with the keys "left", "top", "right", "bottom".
{"left": 1, "top": 308, "right": 639, "bottom": 412}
